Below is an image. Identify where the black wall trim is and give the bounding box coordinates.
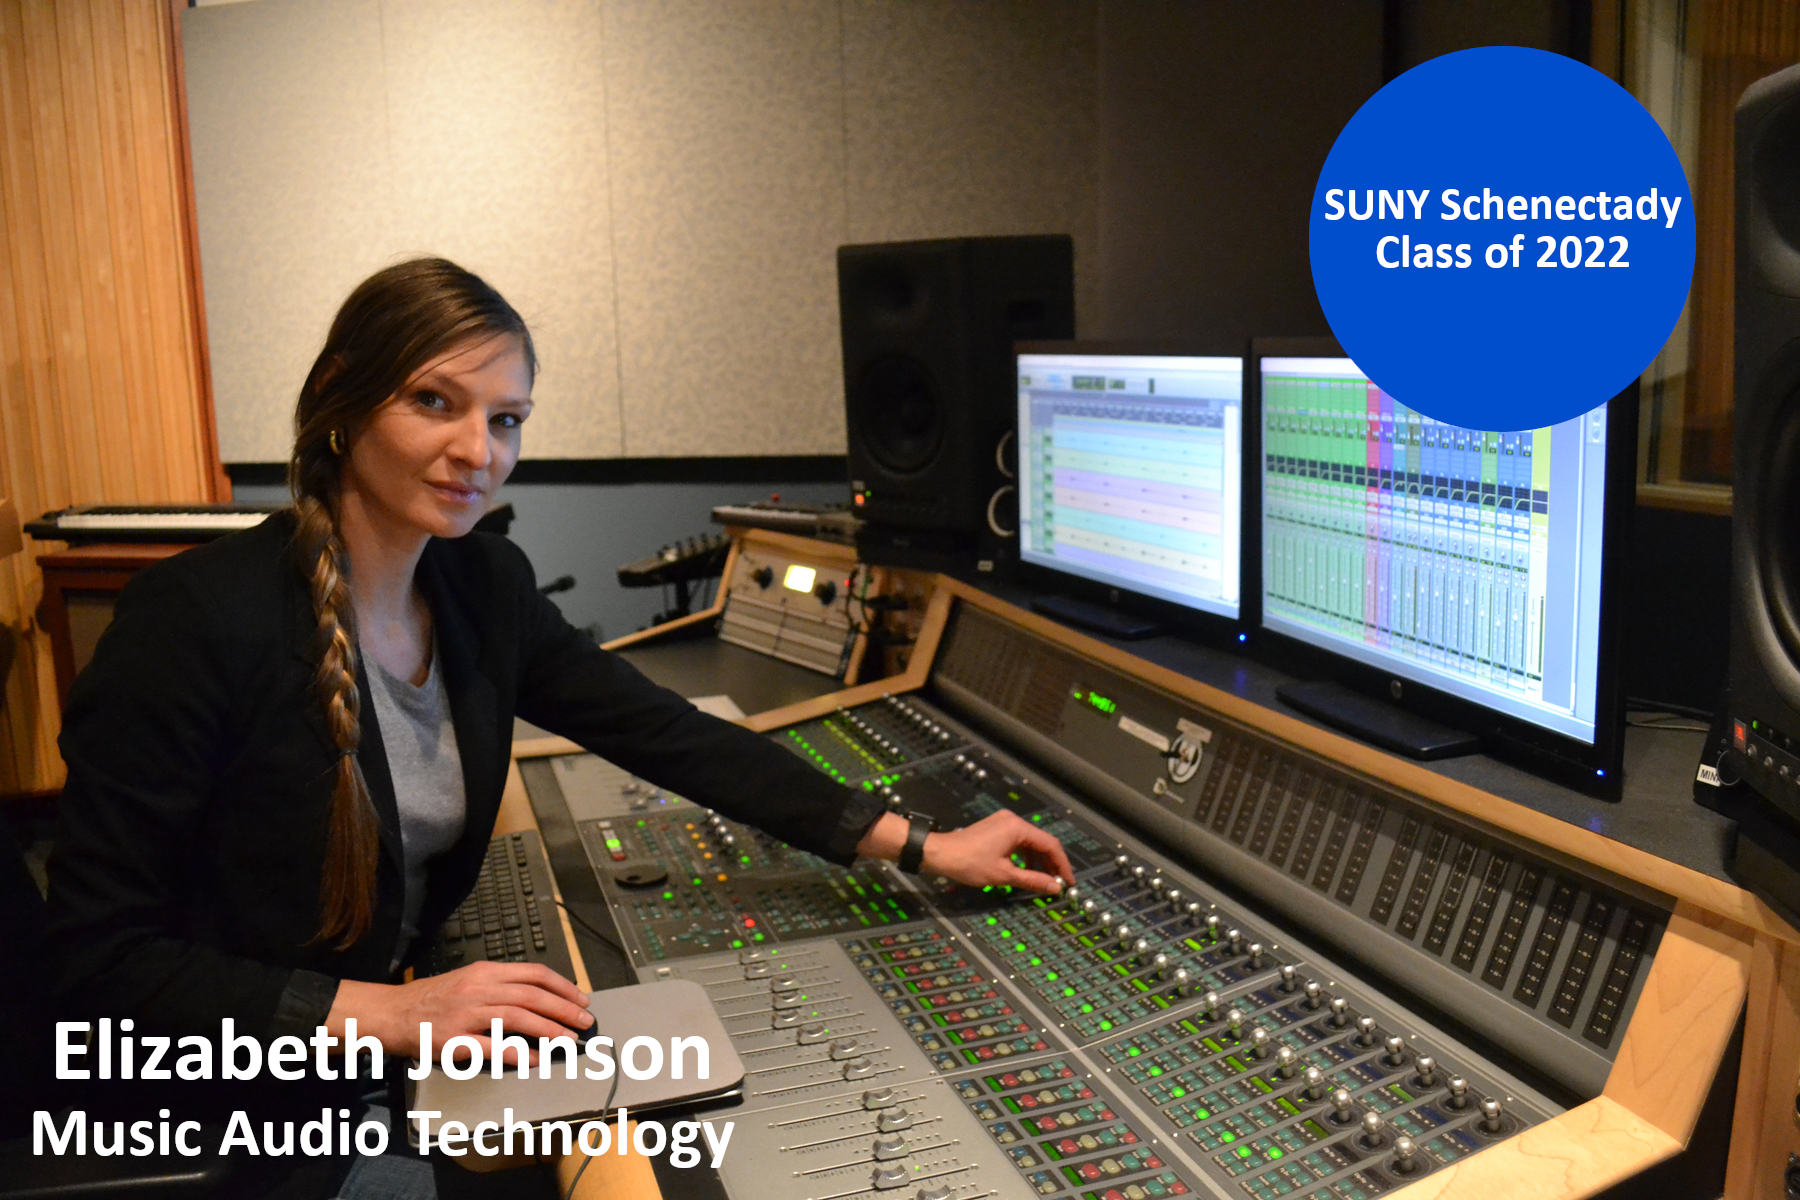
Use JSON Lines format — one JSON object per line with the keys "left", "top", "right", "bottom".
{"left": 227, "top": 455, "right": 848, "bottom": 488}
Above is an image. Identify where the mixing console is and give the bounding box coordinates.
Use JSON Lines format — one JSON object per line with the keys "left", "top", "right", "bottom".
{"left": 525, "top": 686, "right": 1579, "bottom": 1200}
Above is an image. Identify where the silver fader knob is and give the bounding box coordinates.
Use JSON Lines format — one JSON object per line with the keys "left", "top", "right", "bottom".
{"left": 1356, "top": 1016, "right": 1378, "bottom": 1047}
{"left": 1359, "top": 1111, "right": 1386, "bottom": 1149}
{"left": 1275, "top": 1046, "right": 1299, "bottom": 1079}
{"left": 1303, "top": 1066, "right": 1326, "bottom": 1101}
{"left": 871, "top": 1163, "right": 908, "bottom": 1189}
{"left": 771, "top": 977, "right": 802, "bottom": 994}
{"left": 1115, "top": 854, "right": 1133, "bottom": 876}
{"left": 772, "top": 1010, "right": 801, "bottom": 1029}
{"left": 1446, "top": 1076, "right": 1470, "bottom": 1110}
{"left": 772, "top": 991, "right": 806, "bottom": 1010}
{"left": 844, "top": 1059, "right": 874, "bottom": 1080}
{"left": 829, "top": 1038, "right": 863, "bottom": 1060}
{"left": 1246, "top": 942, "right": 1265, "bottom": 969}
{"left": 1481, "top": 1099, "right": 1505, "bottom": 1134}
{"left": 863, "top": 1088, "right": 899, "bottom": 1109}
{"left": 877, "top": 1107, "right": 913, "bottom": 1132}
{"left": 798, "top": 1024, "right": 828, "bottom": 1044}
{"left": 1279, "top": 964, "right": 1298, "bottom": 992}
{"left": 1383, "top": 1036, "right": 1406, "bottom": 1067}
{"left": 916, "top": 1187, "right": 955, "bottom": 1200}
{"left": 1329, "top": 1088, "right": 1356, "bottom": 1124}
{"left": 1328, "top": 997, "right": 1350, "bottom": 1027}
{"left": 1414, "top": 1056, "right": 1438, "bottom": 1088}
{"left": 1304, "top": 981, "right": 1323, "bottom": 1009}
{"left": 1250, "top": 1028, "right": 1271, "bottom": 1059}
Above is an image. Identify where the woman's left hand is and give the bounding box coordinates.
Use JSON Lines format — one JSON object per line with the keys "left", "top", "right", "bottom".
{"left": 858, "top": 808, "right": 1074, "bottom": 893}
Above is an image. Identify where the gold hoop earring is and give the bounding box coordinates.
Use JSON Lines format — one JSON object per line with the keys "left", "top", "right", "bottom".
{"left": 328, "top": 429, "right": 345, "bottom": 456}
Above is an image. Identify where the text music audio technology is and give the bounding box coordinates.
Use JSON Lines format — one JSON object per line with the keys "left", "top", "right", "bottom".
{"left": 523, "top": 655, "right": 1677, "bottom": 1200}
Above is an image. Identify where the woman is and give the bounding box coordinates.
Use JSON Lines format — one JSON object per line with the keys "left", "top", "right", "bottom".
{"left": 46, "top": 259, "right": 1072, "bottom": 1199}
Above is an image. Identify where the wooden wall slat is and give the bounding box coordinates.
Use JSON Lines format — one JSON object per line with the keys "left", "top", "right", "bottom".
{"left": 0, "top": 0, "right": 220, "bottom": 794}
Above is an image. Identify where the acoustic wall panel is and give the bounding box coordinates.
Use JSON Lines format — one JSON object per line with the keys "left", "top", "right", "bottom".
{"left": 184, "top": 1, "right": 1101, "bottom": 461}
{"left": 842, "top": 0, "right": 1100, "bottom": 334}
{"left": 379, "top": 0, "right": 623, "bottom": 460}
{"left": 601, "top": 0, "right": 847, "bottom": 458}
{"left": 183, "top": 0, "right": 396, "bottom": 463}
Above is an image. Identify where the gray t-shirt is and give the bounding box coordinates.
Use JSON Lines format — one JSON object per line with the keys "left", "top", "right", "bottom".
{"left": 364, "top": 641, "right": 466, "bottom": 964}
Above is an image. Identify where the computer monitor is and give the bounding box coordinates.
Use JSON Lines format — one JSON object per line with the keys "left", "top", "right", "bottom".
{"left": 1254, "top": 337, "right": 1631, "bottom": 793}
{"left": 1015, "top": 343, "right": 1249, "bottom": 628}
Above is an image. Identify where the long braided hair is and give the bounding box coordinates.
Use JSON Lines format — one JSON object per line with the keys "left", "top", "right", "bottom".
{"left": 291, "top": 258, "right": 535, "bottom": 947}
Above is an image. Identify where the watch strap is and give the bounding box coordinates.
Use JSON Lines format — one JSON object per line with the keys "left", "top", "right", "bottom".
{"left": 898, "top": 813, "right": 932, "bottom": 875}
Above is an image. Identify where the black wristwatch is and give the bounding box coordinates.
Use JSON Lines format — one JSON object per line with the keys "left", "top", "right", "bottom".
{"left": 898, "top": 813, "right": 933, "bottom": 875}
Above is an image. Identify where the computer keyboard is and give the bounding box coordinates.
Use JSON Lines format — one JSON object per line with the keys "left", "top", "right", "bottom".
{"left": 417, "top": 830, "right": 578, "bottom": 982}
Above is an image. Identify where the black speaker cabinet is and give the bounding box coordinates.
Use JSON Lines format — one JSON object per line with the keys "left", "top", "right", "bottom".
{"left": 837, "top": 235, "right": 1074, "bottom": 544}
{"left": 1729, "top": 63, "right": 1800, "bottom": 817}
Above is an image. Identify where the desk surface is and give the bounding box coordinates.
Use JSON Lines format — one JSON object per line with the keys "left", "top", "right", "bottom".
{"left": 615, "top": 635, "right": 843, "bottom": 715}
{"left": 962, "top": 575, "right": 1734, "bottom": 887}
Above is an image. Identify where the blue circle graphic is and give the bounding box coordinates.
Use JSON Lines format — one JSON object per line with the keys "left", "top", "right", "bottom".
{"left": 1309, "top": 46, "right": 1694, "bottom": 431}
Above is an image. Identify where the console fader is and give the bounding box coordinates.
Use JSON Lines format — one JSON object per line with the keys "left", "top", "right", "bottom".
{"left": 525, "top": 680, "right": 1615, "bottom": 1200}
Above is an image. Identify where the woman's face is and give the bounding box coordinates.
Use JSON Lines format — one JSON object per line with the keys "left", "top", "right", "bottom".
{"left": 342, "top": 333, "right": 534, "bottom": 541}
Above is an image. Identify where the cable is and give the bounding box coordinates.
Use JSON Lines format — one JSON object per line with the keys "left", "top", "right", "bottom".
{"left": 553, "top": 898, "right": 631, "bottom": 965}
{"left": 560, "top": 1034, "right": 623, "bottom": 1200}
{"left": 1625, "top": 696, "right": 1714, "bottom": 721}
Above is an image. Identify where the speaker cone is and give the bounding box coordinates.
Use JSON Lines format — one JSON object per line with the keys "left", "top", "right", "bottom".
{"left": 1757, "top": 385, "right": 1800, "bottom": 671}
{"left": 853, "top": 355, "right": 943, "bottom": 475}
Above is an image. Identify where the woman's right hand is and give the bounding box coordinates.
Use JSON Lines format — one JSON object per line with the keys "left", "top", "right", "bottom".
{"left": 330, "top": 961, "right": 593, "bottom": 1067}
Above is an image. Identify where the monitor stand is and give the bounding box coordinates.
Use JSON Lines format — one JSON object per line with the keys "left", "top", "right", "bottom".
{"left": 1276, "top": 680, "right": 1480, "bottom": 760}
{"left": 1030, "top": 594, "right": 1161, "bottom": 640}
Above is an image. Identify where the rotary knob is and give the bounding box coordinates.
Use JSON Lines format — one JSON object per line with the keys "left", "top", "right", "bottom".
{"left": 1079, "top": 899, "right": 1100, "bottom": 923}
{"left": 1063, "top": 885, "right": 1082, "bottom": 905}
{"left": 1303, "top": 1066, "right": 1327, "bottom": 1101}
{"left": 1114, "top": 923, "right": 1135, "bottom": 946}
{"left": 1226, "top": 1008, "right": 1245, "bottom": 1040}
{"left": 876, "top": 1107, "right": 913, "bottom": 1133}
{"left": 1355, "top": 1016, "right": 1378, "bottom": 1047}
{"left": 1383, "top": 1036, "right": 1406, "bottom": 1067}
{"left": 1227, "top": 928, "right": 1245, "bottom": 955}
{"left": 1201, "top": 990, "right": 1222, "bottom": 1021}
{"left": 1329, "top": 1088, "right": 1356, "bottom": 1125}
{"left": 1131, "top": 864, "right": 1148, "bottom": 885}
{"left": 1358, "top": 1111, "right": 1387, "bottom": 1150}
{"left": 1279, "top": 965, "right": 1298, "bottom": 992}
{"left": 1097, "top": 911, "right": 1116, "bottom": 935}
{"left": 1275, "top": 1046, "right": 1299, "bottom": 1079}
{"left": 1480, "top": 1099, "right": 1505, "bottom": 1134}
{"left": 1392, "top": 1136, "right": 1420, "bottom": 1176}
{"left": 1249, "top": 1028, "right": 1271, "bottom": 1059}
{"left": 1328, "top": 997, "right": 1350, "bottom": 1027}
{"left": 1149, "top": 874, "right": 1168, "bottom": 896}
{"left": 1133, "top": 937, "right": 1154, "bottom": 962}
{"left": 1169, "top": 967, "right": 1193, "bottom": 996}
{"left": 1164, "top": 888, "right": 1184, "bottom": 913}
{"left": 1446, "top": 1076, "right": 1470, "bottom": 1110}
{"left": 1414, "top": 1056, "right": 1438, "bottom": 1088}
{"left": 1151, "top": 952, "right": 1172, "bottom": 979}
{"left": 1246, "top": 942, "right": 1265, "bottom": 969}
{"left": 1303, "top": 981, "right": 1323, "bottom": 1009}
{"left": 1184, "top": 902, "right": 1205, "bottom": 927}
{"left": 1115, "top": 854, "right": 1132, "bottom": 876}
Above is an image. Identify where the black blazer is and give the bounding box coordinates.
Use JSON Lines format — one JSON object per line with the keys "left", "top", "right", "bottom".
{"left": 46, "top": 513, "right": 880, "bottom": 1047}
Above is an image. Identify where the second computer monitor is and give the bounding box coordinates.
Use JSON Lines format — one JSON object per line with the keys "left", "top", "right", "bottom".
{"left": 1016, "top": 345, "right": 1246, "bottom": 622}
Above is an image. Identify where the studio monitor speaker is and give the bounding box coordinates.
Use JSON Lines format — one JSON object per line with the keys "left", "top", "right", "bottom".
{"left": 838, "top": 235, "right": 1074, "bottom": 540}
{"left": 1729, "top": 62, "right": 1800, "bottom": 815}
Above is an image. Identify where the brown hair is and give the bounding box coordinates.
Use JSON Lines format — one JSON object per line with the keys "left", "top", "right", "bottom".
{"left": 291, "top": 257, "right": 536, "bottom": 947}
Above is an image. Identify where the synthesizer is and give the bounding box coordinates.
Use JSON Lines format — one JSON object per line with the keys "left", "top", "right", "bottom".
{"left": 518, "top": 592, "right": 1694, "bottom": 1200}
